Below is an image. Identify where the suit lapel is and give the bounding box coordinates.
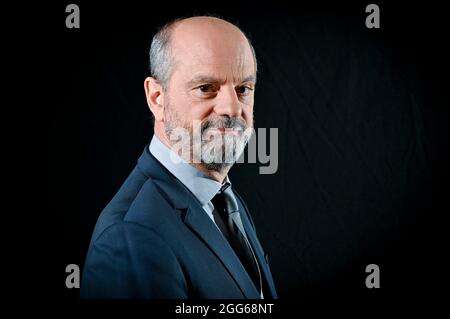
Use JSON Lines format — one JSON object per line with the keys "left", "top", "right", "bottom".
{"left": 236, "top": 199, "right": 278, "bottom": 299}
{"left": 183, "top": 200, "right": 260, "bottom": 299}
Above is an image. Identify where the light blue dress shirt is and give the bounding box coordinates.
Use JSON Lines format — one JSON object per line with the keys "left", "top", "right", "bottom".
{"left": 149, "top": 135, "right": 232, "bottom": 225}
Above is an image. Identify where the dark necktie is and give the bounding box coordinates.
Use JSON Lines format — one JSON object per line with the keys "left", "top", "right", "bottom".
{"left": 211, "top": 184, "right": 262, "bottom": 296}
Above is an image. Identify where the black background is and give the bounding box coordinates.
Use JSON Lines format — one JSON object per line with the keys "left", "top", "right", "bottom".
{"left": 16, "top": 0, "right": 449, "bottom": 313}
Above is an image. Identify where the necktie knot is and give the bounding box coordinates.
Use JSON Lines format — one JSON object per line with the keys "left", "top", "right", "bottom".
{"left": 212, "top": 183, "right": 238, "bottom": 216}
{"left": 219, "top": 181, "right": 231, "bottom": 193}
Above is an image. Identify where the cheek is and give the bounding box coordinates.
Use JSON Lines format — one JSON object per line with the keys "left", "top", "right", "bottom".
{"left": 190, "top": 106, "right": 214, "bottom": 122}
{"left": 182, "top": 95, "right": 215, "bottom": 121}
{"left": 166, "top": 88, "right": 191, "bottom": 114}
{"left": 243, "top": 104, "right": 254, "bottom": 126}
{"left": 168, "top": 91, "right": 211, "bottom": 122}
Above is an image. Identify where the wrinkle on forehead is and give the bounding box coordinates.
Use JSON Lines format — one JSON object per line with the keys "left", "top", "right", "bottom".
{"left": 179, "top": 66, "right": 255, "bottom": 88}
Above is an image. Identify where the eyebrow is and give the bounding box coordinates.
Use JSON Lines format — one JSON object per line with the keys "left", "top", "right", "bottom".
{"left": 186, "top": 74, "right": 256, "bottom": 88}
{"left": 241, "top": 75, "right": 256, "bottom": 84}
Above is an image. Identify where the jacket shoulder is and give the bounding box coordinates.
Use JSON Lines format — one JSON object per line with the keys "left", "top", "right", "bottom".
{"left": 89, "top": 165, "right": 174, "bottom": 243}
{"left": 81, "top": 221, "right": 187, "bottom": 298}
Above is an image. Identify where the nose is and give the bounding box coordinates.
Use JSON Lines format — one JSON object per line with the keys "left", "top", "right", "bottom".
{"left": 214, "top": 85, "right": 242, "bottom": 118}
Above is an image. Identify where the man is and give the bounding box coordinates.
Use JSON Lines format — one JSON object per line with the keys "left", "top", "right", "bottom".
{"left": 81, "top": 15, "right": 277, "bottom": 299}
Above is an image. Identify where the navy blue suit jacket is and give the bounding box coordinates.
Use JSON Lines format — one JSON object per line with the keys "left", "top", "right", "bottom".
{"left": 81, "top": 145, "right": 278, "bottom": 299}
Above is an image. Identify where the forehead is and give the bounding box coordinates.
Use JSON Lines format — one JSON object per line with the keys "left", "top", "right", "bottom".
{"left": 170, "top": 19, "right": 256, "bottom": 79}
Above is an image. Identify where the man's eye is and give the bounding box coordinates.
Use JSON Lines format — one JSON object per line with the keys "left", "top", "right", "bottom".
{"left": 198, "top": 84, "right": 215, "bottom": 93}
{"left": 237, "top": 86, "right": 253, "bottom": 95}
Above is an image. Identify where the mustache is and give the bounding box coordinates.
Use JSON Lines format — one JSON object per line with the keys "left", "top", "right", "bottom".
{"left": 201, "top": 116, "right": 247, "bottom": 133}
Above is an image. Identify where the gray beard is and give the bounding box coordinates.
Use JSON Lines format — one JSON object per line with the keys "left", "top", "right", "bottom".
{"left": 164, "top": 110, "right": 251, "bottom": 172}
{"left": 200, "top": 131, "right": 249, "bottom": 172}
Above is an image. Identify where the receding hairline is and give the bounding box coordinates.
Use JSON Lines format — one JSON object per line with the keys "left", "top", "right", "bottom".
{"left": 172, "top": 16, "right": 246, "bottom": 34}
{"left": 158, "top": 16, "right": 256, "bottom": 65}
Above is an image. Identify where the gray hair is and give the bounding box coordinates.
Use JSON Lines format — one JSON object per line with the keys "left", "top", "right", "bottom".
{"left": 149, "top": 16, "right": 257, "bottom": 91}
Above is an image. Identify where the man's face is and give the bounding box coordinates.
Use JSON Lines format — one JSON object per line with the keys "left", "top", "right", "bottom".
{"left": 162, "top": 18, "right": 256, "bottom": 171}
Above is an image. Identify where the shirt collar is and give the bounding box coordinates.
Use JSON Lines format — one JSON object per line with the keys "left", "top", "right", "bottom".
{"left": 149, "top": 135, "right": 231, "bottom": 206}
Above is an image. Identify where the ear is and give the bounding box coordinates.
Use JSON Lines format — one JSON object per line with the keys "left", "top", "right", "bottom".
{"left": 144, "top": 77, "right": 165, "bottom": 121}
